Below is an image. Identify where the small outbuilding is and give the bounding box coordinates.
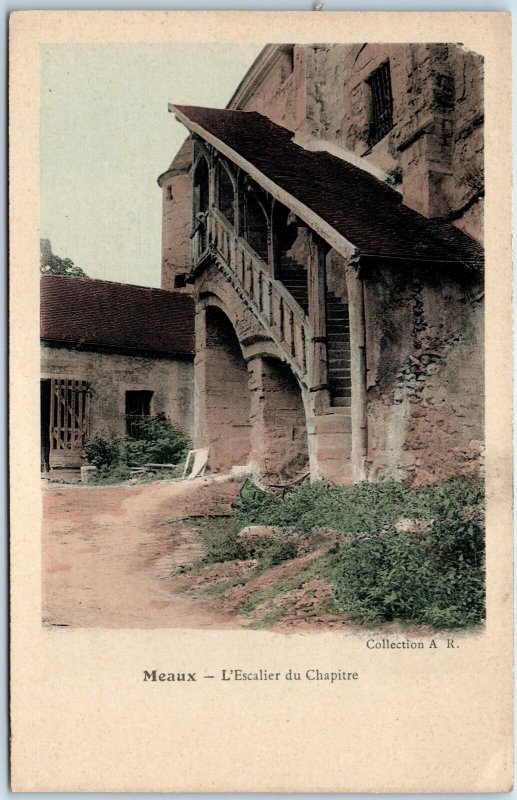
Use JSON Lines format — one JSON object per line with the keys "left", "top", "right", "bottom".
{"left": 40, "top": 275, "right": 195, "bottom": 475}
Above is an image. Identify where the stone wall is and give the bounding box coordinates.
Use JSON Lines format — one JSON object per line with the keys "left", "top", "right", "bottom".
{"left": 362, "top": 265, "right": 484, "bottom": 484}
{"left": 232, "top": 46, "right": 307, "bottom": 133}
{"left": 160, "top": 139, "right": 194, "bottom": 291}
{"left": 300, "top": 43, "right": 483, "bottom": 240}
{"left": 41, "top": 345, "right": 194, "bottom": 451}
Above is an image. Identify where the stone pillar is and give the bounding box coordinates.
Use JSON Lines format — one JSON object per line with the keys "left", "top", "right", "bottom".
{"left": 248, "top": 355, "right": 310, "bottom": 484}
{"left": 307, "top": 233, "right": 328, "bottom": 401}
{"left": 345, "top": 262, "right": 368, "bottom": 482}
{"left": 193, "top": 302, "right": 208, "bottom": 452}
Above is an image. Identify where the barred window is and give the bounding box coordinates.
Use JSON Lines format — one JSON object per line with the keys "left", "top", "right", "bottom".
{"left": 367, "top": 61, "right": 394, "bottom": 147}
{"left": 125, "top": 390, "right": 153, "bottom": 438}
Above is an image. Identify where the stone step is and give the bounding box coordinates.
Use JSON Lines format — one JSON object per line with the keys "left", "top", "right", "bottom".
{"left": 328, "top": 370, "right": 351, "bottom": 380}
{"left": 329, "top": 382, "right": 352, "bottom": 392}
{"left": 314, "top": 413, "right": 352, "bottom": 435}
{"left": 328, "top": 367, "right": 351, "bottom": 384}
{"left": 331, "top": 396, "right": 352, "bottom": 407}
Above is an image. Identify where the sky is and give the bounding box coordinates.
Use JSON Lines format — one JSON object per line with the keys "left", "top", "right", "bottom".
{"left": 40, "top": 43, "right": 262, "bottom": 287}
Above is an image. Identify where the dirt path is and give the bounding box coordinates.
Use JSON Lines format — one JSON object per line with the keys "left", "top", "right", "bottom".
{"left": 42, "top": 476, "right": 245, "bottom": 629}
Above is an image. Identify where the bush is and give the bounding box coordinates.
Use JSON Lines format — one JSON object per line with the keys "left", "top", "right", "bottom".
{"left": 84, "top": 436, "right": 121, "bottom": 470}
{"left": 233, "top": 477, "right": 484, "bottom": 533}
{"left": 121, "top": 414, "right": 191, "bottom": 466}
{"left": 331, "top": 519, "right": 485, "bottom": 628}
{"left": 84, "top": 415, "right": 191, "bottom": 483}
{"left": 240, "top": 538, "right": 298, "bottom": 568}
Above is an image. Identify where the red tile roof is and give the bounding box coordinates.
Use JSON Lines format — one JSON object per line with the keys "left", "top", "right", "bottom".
{"left": 41, "top": 275, "right": 195, "bottom": 358}
{"left": 173, "top": 105, "right": 483, "bottom": 267}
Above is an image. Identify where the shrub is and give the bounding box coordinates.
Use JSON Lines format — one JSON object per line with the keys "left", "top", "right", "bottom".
{"left": 84, "top": 436, "right": 121, "bottom": 469}
{"left": 190, "top": 516, "right": 246, "bottom": 563}
{"left": 331, "top": 519, "right": 485, "bottom": 628}
{"left": 240, "top": 538, "right": 298, "bottom": 568}
{"left": 84, "top": 415, "right": 191, "bottom": 483}
{"left": 233, "top": 477, "right": 484, "bottom": 534}
{"left": 234, "top": 477, "right": 485, "bottom": 628}
{"left": 121, "top": 414, "right": 191, "bottom": 466}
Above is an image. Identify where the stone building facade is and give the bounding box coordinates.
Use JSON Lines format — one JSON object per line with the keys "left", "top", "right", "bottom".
{"left": 41, "top": 275, "right": 194, "bottom": 474}
{"left": 158, "top": 43, "right": 484, "bottom": 487}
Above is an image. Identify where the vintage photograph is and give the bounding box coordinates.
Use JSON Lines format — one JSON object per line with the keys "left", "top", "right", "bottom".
{"left": 41, "top": 41, "right": 485, "bottom": 633}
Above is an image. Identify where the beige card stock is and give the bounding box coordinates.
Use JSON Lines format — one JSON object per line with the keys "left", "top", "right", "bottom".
{"left": 9, "top": 11, "right": 513, "bottom": 792}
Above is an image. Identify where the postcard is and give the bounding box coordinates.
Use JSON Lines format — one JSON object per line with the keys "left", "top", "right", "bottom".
{"left": 9, "top": 10, "right": 513, "bottom": 792}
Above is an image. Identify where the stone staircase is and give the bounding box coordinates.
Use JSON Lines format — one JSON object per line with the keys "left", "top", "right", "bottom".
{"left": 278, "top": 256, "right": 309, "bottom": 313}
{"left": 278, "top": 257, "right": 351, "bottom": 409}
{"left": 326, "top": 292, "right": 351, "bottom": 408}
{"left": 207, "top": 213, "right": 356, "bottom": 484}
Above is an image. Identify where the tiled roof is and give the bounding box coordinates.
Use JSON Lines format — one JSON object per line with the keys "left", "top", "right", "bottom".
{"left": 173, "top": 105, "right": 483, "bottom": 266}
{"left": 40, "top": 275, "right": 195, "bottom": 358}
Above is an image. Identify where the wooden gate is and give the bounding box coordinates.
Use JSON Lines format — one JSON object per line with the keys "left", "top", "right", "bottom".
{"left": 49, "top": 379, "right": 90, "bottom": 469}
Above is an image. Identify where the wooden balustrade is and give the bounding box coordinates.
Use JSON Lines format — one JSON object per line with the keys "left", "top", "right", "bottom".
{"left": 204, "top": 208, "right": 314, "bottom": 386}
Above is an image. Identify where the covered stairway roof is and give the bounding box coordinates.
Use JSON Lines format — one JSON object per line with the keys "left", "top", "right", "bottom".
{"left": 172, "top": 104, "right": 483, "bottom": 268}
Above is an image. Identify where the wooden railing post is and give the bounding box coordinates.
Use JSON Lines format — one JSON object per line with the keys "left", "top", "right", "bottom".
{"left": 308, "top": 232, "right": 328, "bottom": 389}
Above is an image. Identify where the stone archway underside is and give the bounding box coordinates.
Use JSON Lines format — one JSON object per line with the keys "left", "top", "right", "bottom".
{"left": 204, "top": 306, "right": 252, "bottom": 472}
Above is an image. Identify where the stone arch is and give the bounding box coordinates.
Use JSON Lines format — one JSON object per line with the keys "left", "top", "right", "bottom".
{"left": 202, "top": 305, "right": 252, "bottom": 472}
{"left": 249, "top": 355, "right": 310, "bottom": 485}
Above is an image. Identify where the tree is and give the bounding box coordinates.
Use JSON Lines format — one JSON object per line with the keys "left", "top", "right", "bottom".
{"left": 40, "top": 239, "right": 88, "bottom": 278}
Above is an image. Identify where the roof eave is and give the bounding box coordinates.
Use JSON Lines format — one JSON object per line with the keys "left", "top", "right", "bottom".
{"left": 170, "top": 104, "right": 359, "bottom": 263}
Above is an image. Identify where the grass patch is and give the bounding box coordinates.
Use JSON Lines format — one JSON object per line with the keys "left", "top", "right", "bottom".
{"left": 188, "top": 515, "right": 297, "bottom": 570}
{"left": 239, "top": 555, "right": 332, "bottom": 615}
{"left": 187, "top": 516, "right": 245, "bottom": 563}
{"left": 204, "top": 576, "right": 249, "bottom": 596}
{"left": 246, "top": 608, "right": 286, "bottom": 629}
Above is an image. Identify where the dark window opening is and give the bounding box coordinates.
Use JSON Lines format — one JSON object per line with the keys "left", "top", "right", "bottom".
{"left": 125, "top": 390, "right": 153, "bottom": 438}
{"left": 367, "top": 61, "right": 394, "bottom": 147}
{"left": 192, "top": 156, "right": 209, "bottom": 252}
{"left": 244, "top": 189, "right": 269, "bottom": 263}
{"left": 217, "top": 163, "right": 235, "bottom": 225}
{"left": 166, "top": 185, "right": 173, "bottom": 201}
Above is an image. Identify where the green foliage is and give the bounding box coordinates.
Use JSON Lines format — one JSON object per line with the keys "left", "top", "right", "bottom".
{"left": 190, "top": 516, "right": 246, "bottom": 563}
{"left": 84, "top": 436, "right": 121, "bottom": 469}
{"left": 40, "top": 238, "right": 88, "bottom": 278}
{"left": 234, "top": 477, "right": 485, "bottom": 628}
{"left": 92, "top": 464, "right": 131, "bottom": 485}
{"left": 233, "top": 477, "right": 484, "bottom": 533}
{"left": 239, "top": 555, "right": 332, "bottom": 615}
{"left": 331, "top": 519, "right": 485, "bottom": 628}
{"left": 121, "top": 414, "right": 190, "bottom": 466}
{"left": 84, "top": 415, "right": 191, "bottom": 484}
{"left": 190, "top": 516, "right": 297, "bottom": 569}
